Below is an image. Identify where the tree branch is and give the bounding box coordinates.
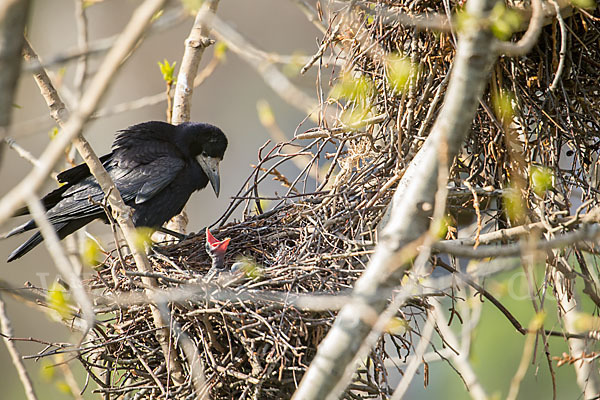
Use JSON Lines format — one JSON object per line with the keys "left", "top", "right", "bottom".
{"left": 432, "top": 223, "right": 600, "bottom": 258}
{"left": 0, "top": 293, "right": 38, "bottom": 400}
{"left": 171, "top": 0, "right": 220, "bottom": 125}
{"left": 157, "top": 0, "right": 221, "bottom": 239}
{"left": 495, "top": 0, "right": 544, "bottom": 56}
{"left": 293, "top": 0, "right": 500, "bottom": 397}
{"left": 0, "top": 0, "right": 29, "bottom": 166}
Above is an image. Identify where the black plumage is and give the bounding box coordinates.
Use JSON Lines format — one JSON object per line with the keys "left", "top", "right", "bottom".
{"left": 5, "top": 121, "right": 228, "bottom": 262}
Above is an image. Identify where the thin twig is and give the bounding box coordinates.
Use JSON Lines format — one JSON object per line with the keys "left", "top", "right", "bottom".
{"left": 0, "top": 0, "right": 29, "bottom": 166}
{"left": 157, "top": 0, "right": 221, "bottom": 240}
{"left": 390, "top": 314, "right": 435, "bottom": 399}
{"left": 3, "top": 136, "right": 59, "bottom": 180}
{"left": 548, "top": 0, "right": 567, "bottom": 93}
{"left": 496, "top": 0, "right": 544, "bottom": 56}
{"left": 433, "top": 223, "right": 600, "bottom": 258}
{"left": 0, "top": 293, "right": 38, "bottom": 400}
{"left": 25, "top": 193, "right": 95, "bottom": 330}
{"left": 431, "top": 301, "right": 488, "bottom": 400}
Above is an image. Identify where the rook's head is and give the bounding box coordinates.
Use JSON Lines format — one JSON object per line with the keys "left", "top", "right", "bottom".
{"left": 177, "top": 123, "right": 228, "bottom": 197}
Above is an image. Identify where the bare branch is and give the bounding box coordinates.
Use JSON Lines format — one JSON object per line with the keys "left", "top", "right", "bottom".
{"left": 495, "top": 0, "right": 544, "bottom": 56}
{"left": 72, "top": 0, "right": 89, "bottom": 98}
{"left": 3, "top": 136, "right": 59, "bottom": 180}
{"left": 158, "top": 0, "right": 221, "bottom": 239}
{"left": 293, "top": 0, "right": 500, "bottom": 397}
{"left": 22, "top": 38, "right": 69, "bottom": 125}
{"left": 171, "top": 0, "right": 220, "bottom": 125}
{"left": 206, "top": 13, "right": 319, "bottom": 116}
{"left": 0, "top": 0, "right": 29, "bottom": 166}
{"left": 555, "top": 268, "right": 600, "bottom": 398}
{"left": 433, "top": 223, "right": 600, "bottom": 258}
{"left": 548, "top": 0, "right": 567, "bottom": 92}
{"left": 0, "top": 293, "right": 38, "bottom": 400}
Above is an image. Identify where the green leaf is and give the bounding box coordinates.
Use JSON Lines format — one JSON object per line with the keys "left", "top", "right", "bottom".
{"left": 181, "top": 0, "right": 204, "bottom": 14}
{"left": 82, "top": 1, "right": 100, "bottom": 10}
{"left": 489, "top": 3, "right": 522, "bottom": 41}
{"left": 282, "top": 51, "right": 306, "bottom": 77}
{"left": 40, "top": 359, "right": 55, "bottom": 382}
{"left": 530, "top": 311, "right": 546, "bottom": 330}
{"left": 257, "top": 100, "right": 275, "bottom": 126}
{"left": 234, "top": 256, "right": 264, "bottom": 279}
{"left": 340, "top": 104, "right": 373, "bottom": 128}
{"left": 48, "top": 127, "right": 59, "bottom": 140}
{"left": 81, "top": 237, "right": 102, "bottom": 266}
{"left": 529, "top": 165, "right": 553, "bottom": 196}
{"left": 491, "top": 89, "right": 515, "bottom": 123}
{"left": 151, "top": 9, "right": 164, "bottom": 23}
{"left": 132, "top": 227, "right": 154, "bottom": 252}
{"left": 214, "top": 41, "right": 228, "bottom": 61}
{"left": 455, "top": 8, "right": 477, "bottom": 33}
{"left": 570, "top": 0, "right": 597, "bottom": 9}
{"left": 431, "top": 215, "right": 452, "bottom": 239}
{"left": 47, "top": 282, "right": 71, "bottom": 320}
{"left": 158, "top": 59, "right": 177, "bottom": 85}
{"left": 385, "top": 53, "right": 414, "bottom": 93}
{"left": 330, "top": 73, "right": 374, "bottom": 102}
{"left": 385, "top": 317, "right": 410, "bottom": 335}
{"left": 503, "top": 186, "right": 526, "bottom": 223}
{"left": 55, "top": 381, "right": 72, "bottom": 395}
{"left": 573, "top": 312, "right": 600, "bottom": 332}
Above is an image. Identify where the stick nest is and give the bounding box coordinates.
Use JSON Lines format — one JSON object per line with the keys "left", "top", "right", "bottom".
{"left": 56, "top": 1, "right": 600, "bottom": 399}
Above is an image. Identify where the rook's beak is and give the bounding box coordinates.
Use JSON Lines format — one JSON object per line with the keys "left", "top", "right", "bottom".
{"left": 197, "top": 154, "right": 221, "bottom": 197}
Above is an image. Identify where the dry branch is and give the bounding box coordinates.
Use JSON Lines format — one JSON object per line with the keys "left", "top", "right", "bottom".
{"left": 0, "top": 0, "right": 29, "bottom": 166}
{"left": 0, "top": 293, "right": 38, "bottom": 400}
{"left": 171, "top": 0, "right": 220, "bottom": 125}
{"left": 294, "top": 0, "right": 508, "bottom": 397}
{"left": 208, "top": 13, "right": 319, "bottom": 117}
{"left": 157, "top": 0, "right": 221, "bottom": 240}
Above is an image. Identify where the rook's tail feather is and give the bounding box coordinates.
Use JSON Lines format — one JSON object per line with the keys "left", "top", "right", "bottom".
{"left": 4, "top": 219, "right": 37, "bottom": 239}
{"left": 6, "top": 217, "right": 97, "bottom": 262}
{"left": 7, "top": 231, "right": 45, "bottom": 262}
